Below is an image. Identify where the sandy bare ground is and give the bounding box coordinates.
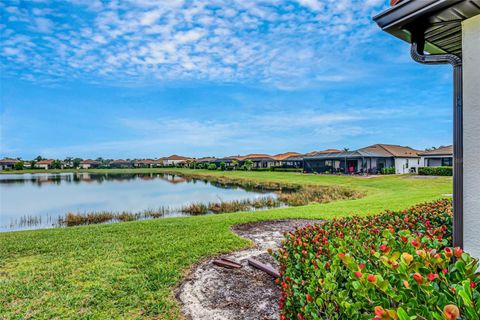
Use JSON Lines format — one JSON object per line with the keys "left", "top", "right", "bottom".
{"left": 177, "top": 219, "right": 322, "bottom": 320}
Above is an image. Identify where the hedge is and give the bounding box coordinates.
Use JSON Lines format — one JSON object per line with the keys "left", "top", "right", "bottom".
{"left": 418, "top": 166, "right": 453, "bottom": 176}
{"left": 381, "top": 167, "right": 396, "bottom": 175}
{"left": 275, "top": 199, "right": 480, "bottom": 320}
{"left": 251, "top": 167, "right": 303, "bottom": 172}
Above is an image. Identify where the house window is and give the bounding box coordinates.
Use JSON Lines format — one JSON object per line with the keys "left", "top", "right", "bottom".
{"left": 406, "top": 159, "right": 409, "bottom": 168}
{"left": 442, "top": 157, "right": 453, "bottom": 166}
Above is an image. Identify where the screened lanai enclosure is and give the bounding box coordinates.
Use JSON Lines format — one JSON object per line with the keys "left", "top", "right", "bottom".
{"left": 303, "top": 151, "right": 394, "bottom": 174}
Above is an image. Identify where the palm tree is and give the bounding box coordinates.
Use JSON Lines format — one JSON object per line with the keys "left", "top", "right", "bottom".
{"left": 244, "top": 159, "right": 253, "bottom": 171}
{"left": 232, "top": 160, "right": 239, "bottom": 170}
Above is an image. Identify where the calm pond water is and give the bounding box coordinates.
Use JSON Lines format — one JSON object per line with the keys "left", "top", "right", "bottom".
{"left": 0, "top": 172, "right": 275, "bottom": 232}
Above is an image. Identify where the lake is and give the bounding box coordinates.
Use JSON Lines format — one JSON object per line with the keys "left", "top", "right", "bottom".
{"left": 0, "top": 172, "right": 276, "bottom": 232}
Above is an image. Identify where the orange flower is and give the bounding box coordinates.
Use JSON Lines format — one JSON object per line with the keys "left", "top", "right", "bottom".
{"left": 413, "top": 273, "right": 423, "bottom": 284}
{"left": 305, "top": 294, "right": 313, "bottom": 303}
{"left": 374, "top": 306, "right": 385, "bottom": 317}
{"left": 403, "top": 280, "right": 410, "bottom": 288}
{"left": 444, "top": 247, "right": 453, "bottom": 258}
{"left": 454, "top": 247, "right": 463, "bottom": 258}
{"left": 367, "top": 274, "right": 377, "bottom": 283}
{"left": 443, "top": 304, "right": 460, "bottom": 320}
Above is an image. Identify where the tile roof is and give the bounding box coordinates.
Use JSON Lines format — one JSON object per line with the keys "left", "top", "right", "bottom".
{"left": 196, "top": 157, "right": 217, "bottom": 163}
{"left": 418, "top": 145, "right": 453, "bottom": 156}
{"left": 110, "top": 159, "right": 132, "bottom": 164}
{"left": 0, "top": 158, "right": 20, "bottom": 164}
{"left": 80, "top": 159, "right": 102, "bottom": 165}
{"left": 239, "top": 154, "right": 273, "bottom": 160}
{"left": 134, "top": 159, "right": 156, "bottom": 164}
{"left": 36, "top": 159, "right": 55, "bottom": 165}
{"left": 305, "top": 150, "right": 391, "bottom": 160}
{"left": 303, "top": 149, "right": 342, "bottom": 156}
{"left": 164, "top": 155, "right": 191, "bottom": 161}
{"left": 360, "top": 144, "right": 420, "bottom": 158}
{"left": 272, "top": 152, "right": 301, "bottom": 161}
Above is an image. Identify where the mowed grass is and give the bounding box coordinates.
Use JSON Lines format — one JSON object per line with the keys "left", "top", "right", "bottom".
{"left": 0, "top": 169, "right": 452, "bottom": 319}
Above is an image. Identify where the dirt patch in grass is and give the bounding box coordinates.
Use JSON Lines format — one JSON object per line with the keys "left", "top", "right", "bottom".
{"left": 177, "top": 219, "right": 323, "bottom": 320}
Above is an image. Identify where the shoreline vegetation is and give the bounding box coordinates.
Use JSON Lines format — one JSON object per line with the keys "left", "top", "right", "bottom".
{"left": 56, "top": 171, "right": 362, "bottom": 227}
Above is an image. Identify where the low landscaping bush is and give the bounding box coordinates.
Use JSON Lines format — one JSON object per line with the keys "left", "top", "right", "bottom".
{"left": 381, "top": 167, "right": 396, "bottom": 175}
{"left": 272, "top": 167, "right": 303, "bottom": 172}
{"left": 419, "top": 166, "right": 453, "bottom": 176}
{"left": 275, "top": 199, "right": 480, "bottom": 320}
{"left": 249, "top": 166, "right": 303, "bottom": 172}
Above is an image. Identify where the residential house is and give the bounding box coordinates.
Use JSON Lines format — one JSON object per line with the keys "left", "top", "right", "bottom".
{"left": 109, "top": 159, "right": 133, "bottom": 168}
{"left": 151, "top": 159, "right": 165, "bottom": 167}
{"left": 373, "top": 0, "right": 480, "bottom": 255}
{"left": 360, "top": 144, "right": 421, "bottom": 174}
{"left": 272, "top": 152, "right": 302, "bottom": 168}
{"left": 162, "top": 155, "right": 192, "bottom": 166}
{"left": 419, "top": 146, "right": 453, "bottom": 167}
{"left": 239, "top": 154, "right": 274, "bottom": 168}
{"left": 213, "top": 156, "right": 241, "bottom": 168}
{"left": 80, "top": 159, "right": 102, "bottom": 169}
{"left": 303, "top": 149, "right": 342, "bottom": 156}
{"left": 304, "top": 150, "right": 393, "bottom": 174}
{"left": 196, "top": 157, "right": 217, "bottom": 166}
{"left": 36, "top": 159, "right": 55, "bottom": 170}
{"left": 134, "top": 159, "right": 156, "bottom": 168}
{"left": 0, "top": 158, "right": 20, "bottom": 170}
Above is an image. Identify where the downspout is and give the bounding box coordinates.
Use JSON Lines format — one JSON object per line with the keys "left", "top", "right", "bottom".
{"left": 410, "top": 36, "right": 463, "bottom": 248}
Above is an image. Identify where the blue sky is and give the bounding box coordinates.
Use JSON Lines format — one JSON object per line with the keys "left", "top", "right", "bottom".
{"left": 0, "top": 0, "right": 453, "bottom": 159}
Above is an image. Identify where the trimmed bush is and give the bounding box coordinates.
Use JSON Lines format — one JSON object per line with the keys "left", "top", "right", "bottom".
{"left": 419, "top": 166, "right": 453, "bottom": 176}
{"left": 272, "top": 167, "right": 303, "bottom": 172}
{"left": 275, "top": 199, "right": 480, "bottom": 320}
{"left": 381, "top": 167, "right": 396, "bottom": 175}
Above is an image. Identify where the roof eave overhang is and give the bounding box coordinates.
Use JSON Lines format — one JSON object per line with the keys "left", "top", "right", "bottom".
{"left": 373, "top": 0, "right": 464, "bottom": 54}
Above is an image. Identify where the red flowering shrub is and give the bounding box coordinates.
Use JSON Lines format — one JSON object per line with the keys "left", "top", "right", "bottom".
{"left": 275, "top": 199, "right": 480, "bottom": 319}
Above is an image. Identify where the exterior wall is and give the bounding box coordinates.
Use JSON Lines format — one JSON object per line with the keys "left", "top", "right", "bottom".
{"left": 80, "top": 164, "right": 91, "bottom": 169}
{"left": 462, "top": 15, "right": 480, "bottom": 260}
{"left": 164, "top": 160, "right": 186, "bottom": 166}
{"left": 37, "top": 164, "right": 50, "bottom": 170}
{"left": 394, "top": 157, "right": 420, "bottom": 174}
{"left": 421, "top": 156, "right": 453, "bottom": 167}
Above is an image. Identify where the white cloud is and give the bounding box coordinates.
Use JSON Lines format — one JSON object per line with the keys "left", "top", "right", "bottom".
{"left": 175, "top": 29, "right": 206, "bottom": 43}
{"left": 1, "top": 0, "right": 387, "bottom": 88}
{"left": 297, "top": 0, "right": 324, "bottom": 11}
{"left": 140, "top": 10, "right": 162, "bottom": 26}
{"left": 34, "top": 17, "right": 54, "bottom": 33}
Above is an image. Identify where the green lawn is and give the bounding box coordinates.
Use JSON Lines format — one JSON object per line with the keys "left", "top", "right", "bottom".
{"left": 0, "top": 169, "right": 451, "bottom": 319}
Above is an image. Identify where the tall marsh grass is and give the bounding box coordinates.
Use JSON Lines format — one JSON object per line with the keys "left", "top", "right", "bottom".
{"left": 57, "top": 173, "right": 363, "bottom": 227}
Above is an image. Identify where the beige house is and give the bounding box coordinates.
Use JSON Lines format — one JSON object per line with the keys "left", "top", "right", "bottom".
{"left": 162, "top": 155, "right": 192, "bottom": 166}
{"left": 80, "top": 159, "right": 102, "bottom": 169}
{"left": 36, "top": 159, "right": 55, "bottom": 170}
